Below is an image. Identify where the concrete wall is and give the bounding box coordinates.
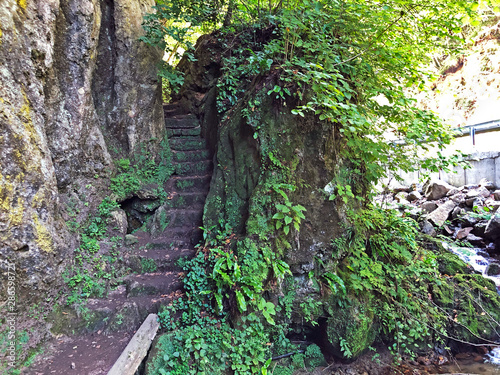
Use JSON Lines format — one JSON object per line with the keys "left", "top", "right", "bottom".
{"left": 391, "top": 151, "right": 500, "bottom": 189}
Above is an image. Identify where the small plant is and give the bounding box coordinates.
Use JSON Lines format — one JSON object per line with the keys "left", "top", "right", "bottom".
{"left": 272, "top": 184, "right": 306, "bottom": 235}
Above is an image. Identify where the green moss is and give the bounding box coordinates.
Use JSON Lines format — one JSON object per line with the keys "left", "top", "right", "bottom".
{"left": 325, "top": 296, "right": 376, "bottom": 360}
{"left": 432, "top": 279, "right": 454, "bottom": 308}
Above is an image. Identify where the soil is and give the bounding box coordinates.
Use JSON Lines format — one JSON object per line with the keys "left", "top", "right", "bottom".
{"left": 24, "top": 331, "right": 133, "bottom": 375}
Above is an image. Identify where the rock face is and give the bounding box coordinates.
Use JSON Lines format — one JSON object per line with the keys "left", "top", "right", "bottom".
{"left": 0, "top": 0, "right": 162, "bottom": 354}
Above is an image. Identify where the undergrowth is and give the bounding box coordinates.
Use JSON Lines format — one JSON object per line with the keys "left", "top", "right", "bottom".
{"left": 63, "top": 136, "right": 174, "bottom": 312}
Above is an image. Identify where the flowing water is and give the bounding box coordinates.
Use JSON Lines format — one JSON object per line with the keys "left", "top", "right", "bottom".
{"left": 440, "top": 242, "right": 500, "bottom": 374}
{"left": 442, "top": 242, "right": 500, "bottom": 291}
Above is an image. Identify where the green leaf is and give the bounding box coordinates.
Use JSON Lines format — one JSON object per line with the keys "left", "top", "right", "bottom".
{"left": 235, "top": 290, "right": 247, "bottom": 311}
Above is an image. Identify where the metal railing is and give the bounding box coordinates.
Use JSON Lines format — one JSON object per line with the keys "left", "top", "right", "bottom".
{"left": 390, "top": 119, "right": 500, "bottom": 146}
{"left": 452, "top": 119, "right": 500, "bottom": 146}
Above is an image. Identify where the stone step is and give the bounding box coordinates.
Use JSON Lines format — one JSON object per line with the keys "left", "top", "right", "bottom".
{"left": 146, "top": 238, "right": 192, "bottom": 249}
{"left": 168, "top": 175, "right": 212, "bottom": 193}
{"left": 172, "top": 149, "right": 211, "bottom": 163}
{"left": 155, "top": 209, "right": 204, "bottom": 230}
{"left": 169, "top": 137, "right": 207, "bottom": 151}
{"left": 173, "top": 160, "right": 212, "bottom": 176}
{"left": 124, "top": 272, "right": 182, "bottom": 298}
{"left": 81, "top": 286, "right": 178, "bottom": 334}
{"left": 164, "top": 192, "right": 209, "bottom": 209}
{"left": 167, "top": 126, "right": 202, "bottom": 137}
{"left": 163, "top": 103, "right": 189, "bottom": 116}
{"left": 126, "top": 248, "right": 196, "bottom": 273}
{"left": 165, "top": 115, "right": 198, "bottom": 129}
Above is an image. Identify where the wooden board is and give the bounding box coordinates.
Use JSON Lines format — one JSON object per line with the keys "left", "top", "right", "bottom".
{"left": 107, "top": 314, "right": 160, "bottom": 375}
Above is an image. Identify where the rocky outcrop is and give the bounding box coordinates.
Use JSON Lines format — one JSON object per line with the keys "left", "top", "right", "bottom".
{"left": 0, "top": 0, "right": 162, "bottom": 358}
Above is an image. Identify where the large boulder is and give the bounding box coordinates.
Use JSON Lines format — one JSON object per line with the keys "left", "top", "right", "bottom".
{"left": 425, "top": 180, "right": 453, "bottom": 200}
{"left": 325, "top": 297, "right": 376, "bottom": 360}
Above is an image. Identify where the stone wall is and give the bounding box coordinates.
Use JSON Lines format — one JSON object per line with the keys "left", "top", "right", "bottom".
{"left": 0, "top": 0, "right": 162, "bottom": 351}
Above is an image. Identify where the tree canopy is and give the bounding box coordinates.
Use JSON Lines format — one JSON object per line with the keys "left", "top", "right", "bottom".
{"left": 143, "top": 0, "right": 498, "bottom": 196}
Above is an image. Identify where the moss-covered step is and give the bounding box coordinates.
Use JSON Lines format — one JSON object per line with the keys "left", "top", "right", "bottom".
{"left": 165, "top": 115, "right": 198, "bottom": 129}
{"left": 169, "top": 137, "right": 207, "bottom": 151}
{"left": 173, "top": 160, "right": 212, "bottom": 176}
{"left": 125, "top": 248, "right": 196, "bottom": 273}
{"left": 172, "top": 149, "right": 211, "bottom": 163}
{"left": 167, "top": 126, "right": 202, "bottom": 137}
{"left": 170, "top": 175, "right": 212, "bottom": 192}
{"left": 163, "top": 192, "right": 209, "bottom": 208}
{"left": 124, "top": 272, "right": 182, "bottom": 298}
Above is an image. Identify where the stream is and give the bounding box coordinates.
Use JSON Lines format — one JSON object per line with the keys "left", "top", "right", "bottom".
{"left": 441, "top": 242, "right": 500, "bottom": 373}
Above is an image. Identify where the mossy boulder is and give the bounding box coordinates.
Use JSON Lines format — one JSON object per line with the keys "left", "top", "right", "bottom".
{"left": 324, "top": 296, "right": 376, "bottom": 360}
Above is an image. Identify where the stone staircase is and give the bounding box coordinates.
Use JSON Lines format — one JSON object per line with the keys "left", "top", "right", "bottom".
{"left": 117, "top": 102, "right": 213, "bottom": 317}
{"left": 25, "top": 106, "right": 212, "bottom": 374}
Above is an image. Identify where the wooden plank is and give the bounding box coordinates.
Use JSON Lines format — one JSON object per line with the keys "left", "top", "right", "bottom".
{"left": 107, "top": 314, "right": 160, "bottom": 375}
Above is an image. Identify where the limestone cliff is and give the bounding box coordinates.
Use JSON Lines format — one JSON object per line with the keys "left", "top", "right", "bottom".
{"left": 0, "top": 0, "right": 162, "bottom": 354}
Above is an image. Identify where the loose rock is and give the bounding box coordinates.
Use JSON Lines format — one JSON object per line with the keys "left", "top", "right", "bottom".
{"left": 425, "top": 180, "right": 453, "bottom": 200}
{"left": 479, "top": 178, "right": 495, "bottom": 190}
{"left": 421, "top": 201, "right": 438, "bottom": 213}
{"left": 485, "top": 212, "right": 500, "bottom": 242}
{"left": 407, "top": 191, "right": 422, "bottom": 202}
{"left": 427, "top": 200, "right": 457, "bottom": 227}
{"left": 421, "top": 221, "right": 436, "bottom": 237}
{"left": 455, "top": 227, "right": 473, "bottom": 240}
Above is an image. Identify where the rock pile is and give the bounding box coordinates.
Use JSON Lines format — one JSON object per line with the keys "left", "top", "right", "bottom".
{"left": 379, "top": 178, "right": 500, "bottom": 253}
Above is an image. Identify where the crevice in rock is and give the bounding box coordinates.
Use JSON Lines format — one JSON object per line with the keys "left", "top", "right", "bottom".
{"left": 119, "top": 196, "right": 159, "bottom": 233}
{"left": 91, "top": 0, "right": 123, "bottom": 153}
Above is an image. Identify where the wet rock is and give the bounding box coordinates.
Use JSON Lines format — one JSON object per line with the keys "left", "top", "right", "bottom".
{"left": 455, "top": 353, "right": 472, "bottom": 360}
{"left": 466, "top": 233, "right": 484, "bottom": 246}
{"left": 421, "top": 201, "right": 438, "bottom": 213}
{"left": 427, "top": 200, "right": 457, "bottom": 227}
{"left": 485, "top": 212, "right": 500, "bottom": 242}
{"left": 472, "top": 222, "right": 488, "bottom": 237}
{"left": 408, "top": 191, "right": 422, "bottom": 202}
{"left": 421, "top": 221, "right": 437, "bottom": 236}
{"left": 455, "top": 227, "right": 473, "bottom": 240}
{"left": 425, "top": 180, "right": 453, "bottom": 200}
{"left": 486, "top": 263, "right": 500, "bottom": 276}
{"left": 479, "top": 178, "right": 495, "bottom": 190}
